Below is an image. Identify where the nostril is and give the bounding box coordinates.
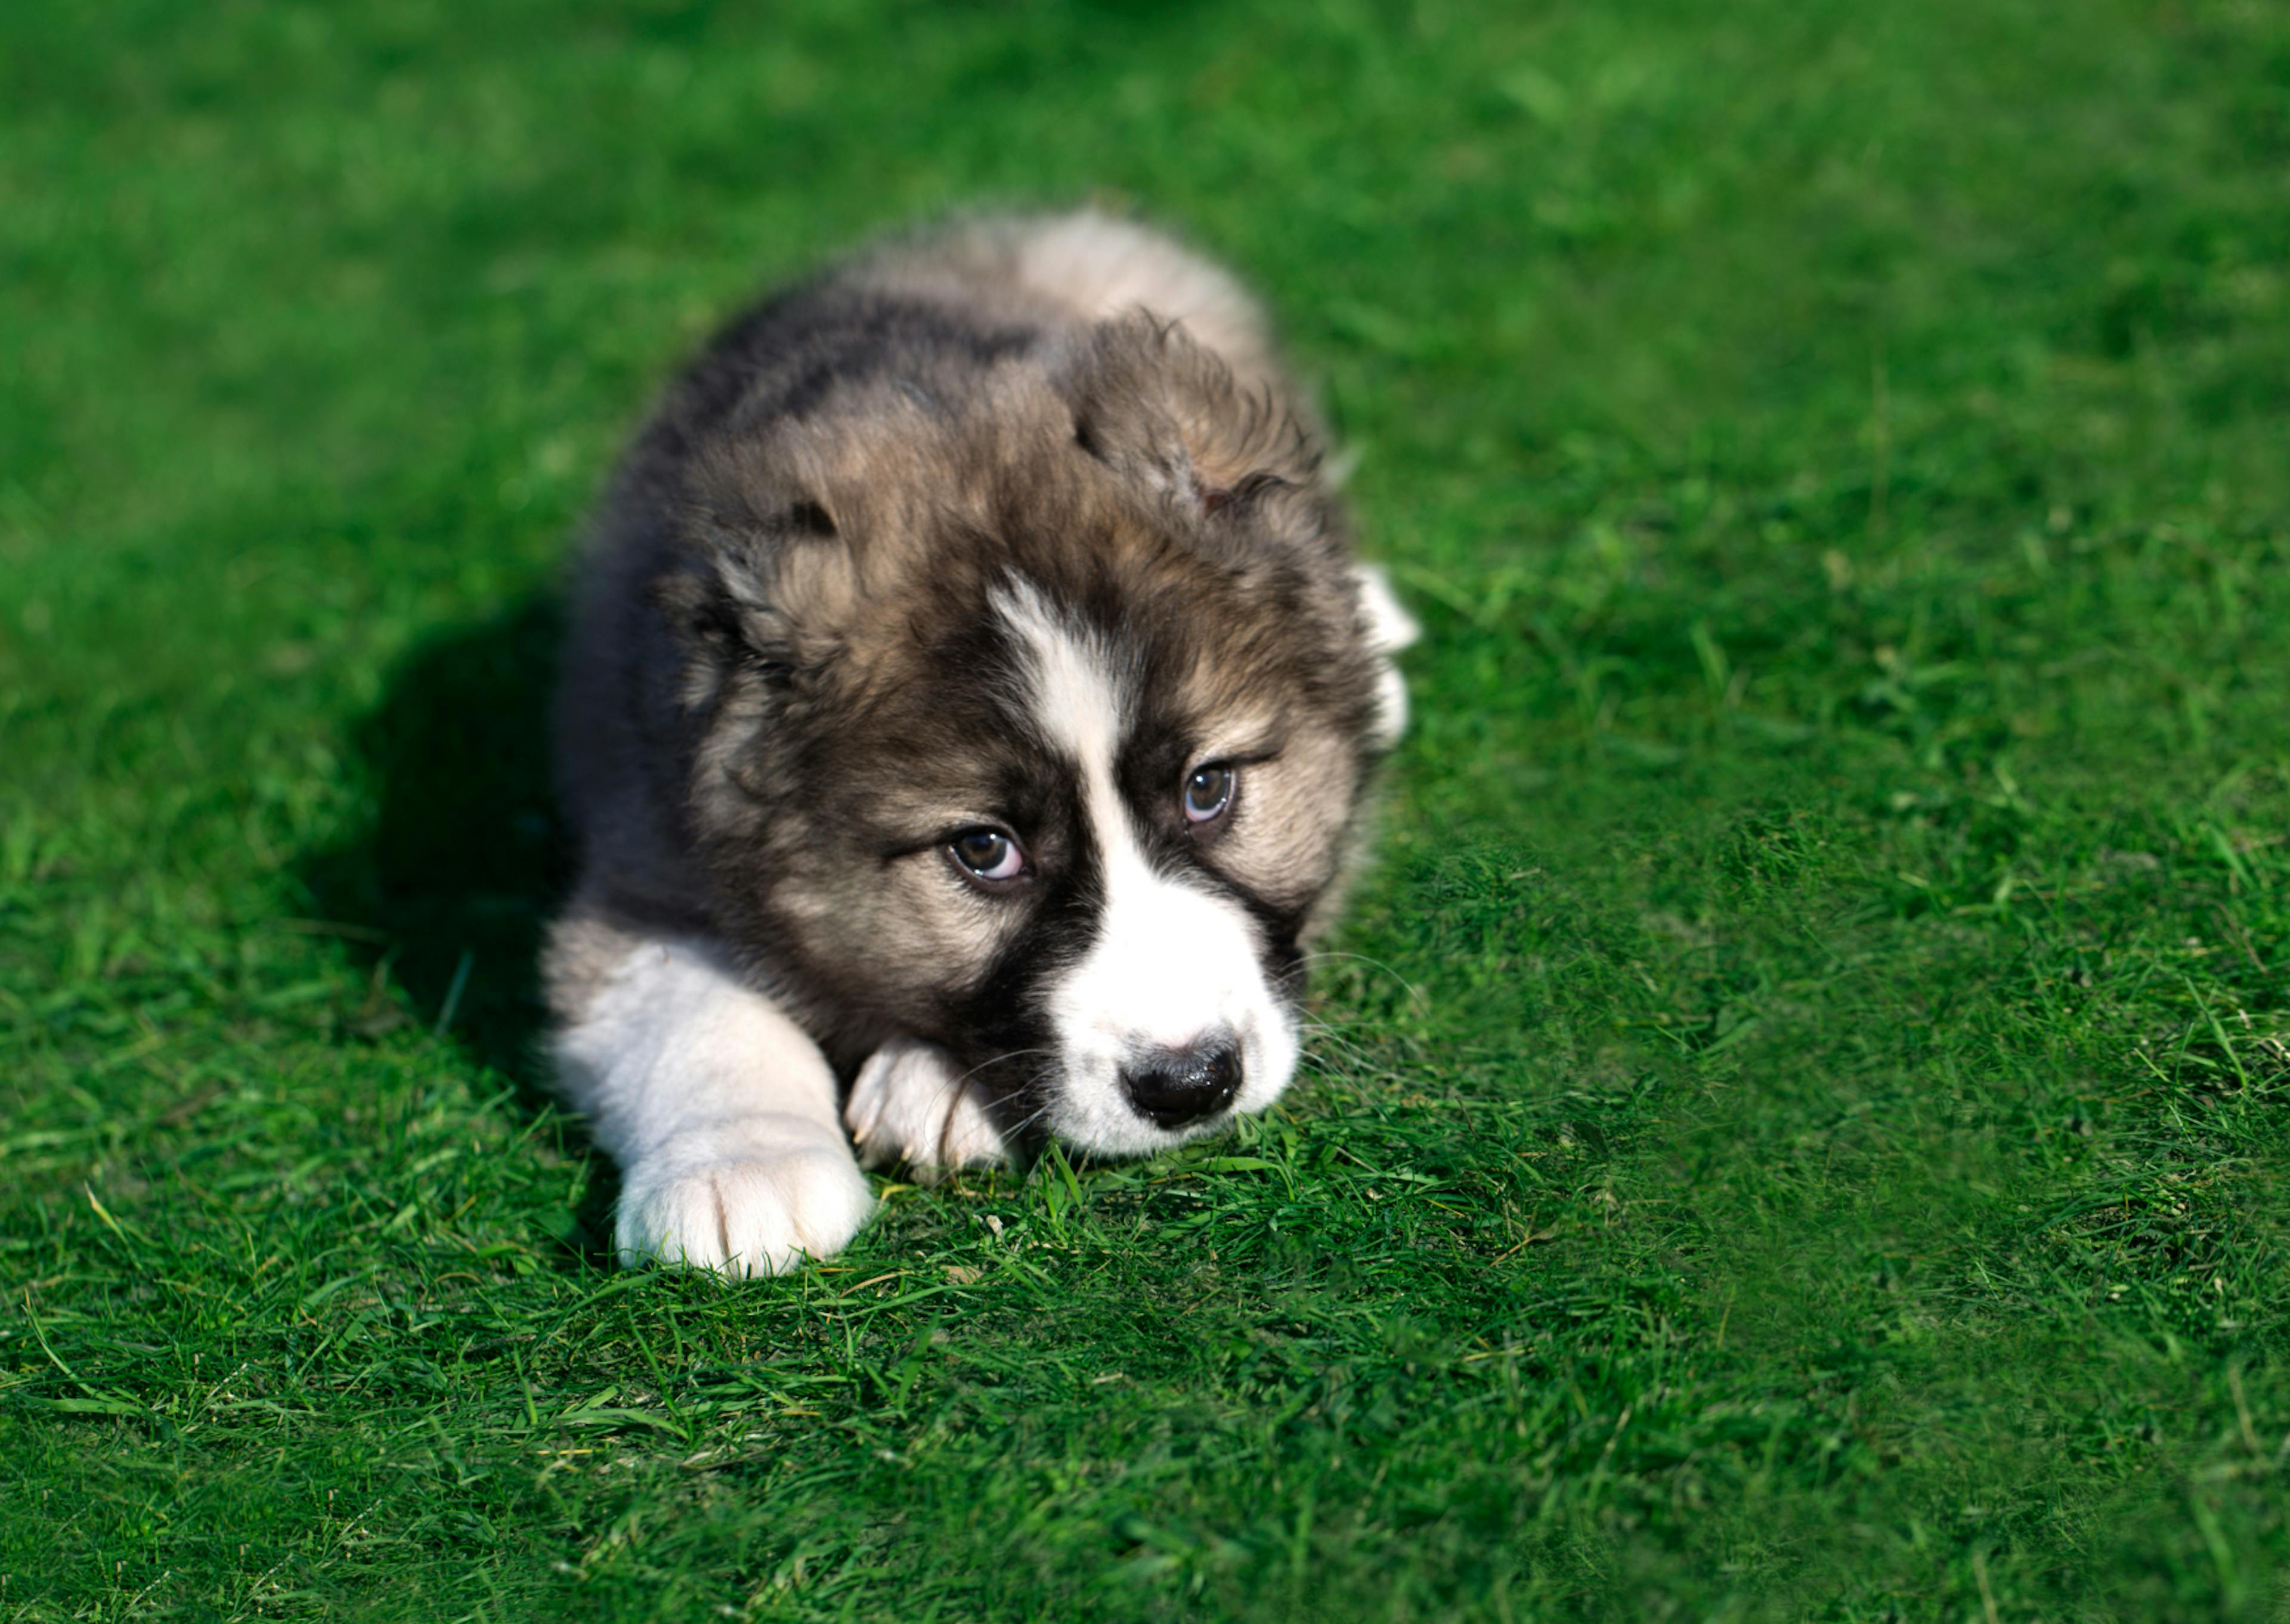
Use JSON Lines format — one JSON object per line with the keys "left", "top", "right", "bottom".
{"left": 1121, "top": 1039, "right": 1242, "bottom": 1129}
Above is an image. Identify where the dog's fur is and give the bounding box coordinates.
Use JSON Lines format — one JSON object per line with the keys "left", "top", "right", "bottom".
{"left": 544, "top": 212, "right": 1415, "bottom": 1273}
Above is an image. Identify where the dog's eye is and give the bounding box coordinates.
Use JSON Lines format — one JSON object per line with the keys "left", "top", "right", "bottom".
{"left": 949, "top": 828, "right": 1027, "bottom": 884}
{"left": 1181, "top": 765, "right": 1236, "bottom": 825}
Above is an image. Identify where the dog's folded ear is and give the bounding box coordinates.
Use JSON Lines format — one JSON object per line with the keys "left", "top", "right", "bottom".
{"left": 652, "top": 453, "right": 858, "bottom": 713}
{"left": 1055, "top": 312, "right": 1335, "bottom": 550}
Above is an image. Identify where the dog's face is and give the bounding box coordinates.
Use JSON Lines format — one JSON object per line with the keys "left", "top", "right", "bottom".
{"left": 661, "top": 317, "right": 1412, "bottom": 1154}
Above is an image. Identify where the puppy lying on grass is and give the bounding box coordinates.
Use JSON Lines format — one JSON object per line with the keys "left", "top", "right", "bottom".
{"left": 544, "top": 212, "right": 1415, "bottom": 1274}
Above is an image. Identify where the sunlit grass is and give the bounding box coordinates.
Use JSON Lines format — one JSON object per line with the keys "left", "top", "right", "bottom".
{"left": 4, "top": 1, "right": 2286, "bottom": 1617}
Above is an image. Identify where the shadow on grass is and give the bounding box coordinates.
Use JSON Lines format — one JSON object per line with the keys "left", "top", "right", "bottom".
{"left": 298, "top": 588, "right": 619, "bottom": 1260}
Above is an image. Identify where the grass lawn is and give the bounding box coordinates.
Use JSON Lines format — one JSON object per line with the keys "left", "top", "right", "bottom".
{"left": 5, "top": 1, "right": 2289, "bottom": 1617}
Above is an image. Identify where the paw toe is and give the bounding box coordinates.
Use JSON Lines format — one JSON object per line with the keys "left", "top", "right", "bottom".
{"left": 846, "top": 1040, "right": 1008, "bottom": 1177}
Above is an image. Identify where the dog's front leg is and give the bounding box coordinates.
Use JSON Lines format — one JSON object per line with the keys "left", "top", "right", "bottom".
{"left": 552, "top": 931, "right": 873, "bottom": 1275}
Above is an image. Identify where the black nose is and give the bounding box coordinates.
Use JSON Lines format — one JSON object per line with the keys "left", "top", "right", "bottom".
{"left": 1121, "top": 1040, "right": 1242, "bottom": 1129}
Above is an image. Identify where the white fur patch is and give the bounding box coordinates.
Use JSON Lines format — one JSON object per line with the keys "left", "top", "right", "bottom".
{"left": 995, "top": 581, "right": 1300, "bottom": 1154}
{"left": 1351, "top": 563, "right": 1418, "bottom": 748}
{"left": 845, "top": 1037, "right": 1010, "bottom": 1179}
{"left": 555, "top": 937, "right": 873, "bottom": 1275}
{"left": 1352, "top": 562, "right": 1419, "bottom": 654}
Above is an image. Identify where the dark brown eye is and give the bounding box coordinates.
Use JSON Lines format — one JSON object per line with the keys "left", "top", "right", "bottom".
{"left": 950, "top": 828, "right": 1026, "bottom": 883}
{"left": 1182, "top": 765, "right": 1236, "bottom": 825}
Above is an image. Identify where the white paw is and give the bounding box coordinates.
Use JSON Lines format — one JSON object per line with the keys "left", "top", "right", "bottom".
{"left": 614, "top": 1115, "right": 874, "bottom": 1276}
{"left": 844, "top": 1039, "right": 1010, "bottom": 1179}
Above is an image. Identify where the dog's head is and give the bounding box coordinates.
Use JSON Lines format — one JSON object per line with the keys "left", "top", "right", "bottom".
{"left": 658, "top": 315, "right": 1414, "bottom": 1154}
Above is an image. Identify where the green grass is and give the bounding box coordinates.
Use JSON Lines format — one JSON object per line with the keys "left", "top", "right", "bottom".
{"left": 5, "top": 1, "right": 2288, "bottom": 1617}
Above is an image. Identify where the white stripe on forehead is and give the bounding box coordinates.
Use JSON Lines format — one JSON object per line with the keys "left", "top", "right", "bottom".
{"left": 991, "top": 578, "right": 1128, "bottom": 791}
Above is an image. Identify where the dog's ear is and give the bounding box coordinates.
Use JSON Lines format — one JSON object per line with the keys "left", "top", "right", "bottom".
{"left": 654, "top": 455, "right": 855, "bottom": 714}
{"left": 1056, "top": 312, "right": 1333, "bottom": 549}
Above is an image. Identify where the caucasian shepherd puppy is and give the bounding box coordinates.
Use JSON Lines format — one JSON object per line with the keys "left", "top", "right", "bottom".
{"left": 545, "top": 212, "right": 1415, "bottom": 1273}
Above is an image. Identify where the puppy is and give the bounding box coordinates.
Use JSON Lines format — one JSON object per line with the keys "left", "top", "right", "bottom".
{"left": 544, "top": 212, "right": 1415, "bottom": 1274}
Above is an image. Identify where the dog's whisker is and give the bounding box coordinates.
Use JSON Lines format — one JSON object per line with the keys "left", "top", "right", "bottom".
{"left": 929, "top": 1047, "right": 1054, "bottom": 1169}
{"left": 1291, "top": 950, "right": 1429, "bottom": 1012}
{"left": 999, "top": 1098, "right": 1061, "bottom": 1139}
{"left": 916, "top": 1047, "right": 1053, "bottom": 1107}
{"left": 1297, "top": 1012, "right": 1379, "bottom": 1056}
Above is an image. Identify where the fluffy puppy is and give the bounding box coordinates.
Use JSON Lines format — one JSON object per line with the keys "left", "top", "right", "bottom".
{"left": 544, "top": 212, "right": 1415, "bottom": 1273}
